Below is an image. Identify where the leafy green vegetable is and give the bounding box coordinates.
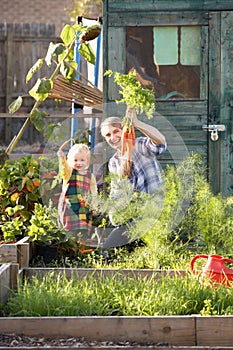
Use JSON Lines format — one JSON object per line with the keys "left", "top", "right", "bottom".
{"left": 105, "top": 69, "right": 156, "bottom": 119}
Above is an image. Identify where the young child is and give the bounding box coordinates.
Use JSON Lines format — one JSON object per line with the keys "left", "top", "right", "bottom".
{"left": 57, "top": 142, "right": 98, "bottom": 241}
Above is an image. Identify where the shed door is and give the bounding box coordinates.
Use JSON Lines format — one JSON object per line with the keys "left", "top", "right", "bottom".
{"left": 125, "top": 12, "right": 232, "bottom": 195}
{"left": 208, "top": 11, "right": 232, "bottom": 196}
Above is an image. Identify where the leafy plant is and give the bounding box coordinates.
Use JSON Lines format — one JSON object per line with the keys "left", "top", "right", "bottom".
{"left": 0, "top": 149, "right": 8, "bottom": 165}
{"left": 184, "top": 182, "right": 233, "bottom": 255}
{"left": 0, "top": 211, "right": 25, "bottom": 243}
{"left": 104, "top": 69, "right": 156, "bottom": 119}
{"left": 0, "top": 156, "right": 41, "bottom": 238}
{"left": 38, "top": 155, "right": 61, "bottom": 206}
{"left": 7, "top": 22, "right": 101, "bottom": 154}
{"left": 0, "top": 155, "right": 61, "bottom": 243}
{"left": 94, "top": 154, "right": 233, "bottom": 270}
{"left": 27, "top": 202, "right": 68, "bottom": 246}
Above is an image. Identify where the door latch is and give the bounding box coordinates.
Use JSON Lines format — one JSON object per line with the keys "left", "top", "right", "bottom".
{"left": 202, "top": 124, "right": 226, "bottom": 141}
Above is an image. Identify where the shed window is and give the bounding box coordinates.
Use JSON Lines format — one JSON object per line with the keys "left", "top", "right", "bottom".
{"left": 153, "top": 27, "right": 178, "bottom": 65}
{"left": 126, "top": 26, "right": 201, "bottom": 99}
{"left": 153, "top": 26, "right": 201, "bottom": 66}
{"left": 180, "top": 27, "right": 201, "bottom": 65}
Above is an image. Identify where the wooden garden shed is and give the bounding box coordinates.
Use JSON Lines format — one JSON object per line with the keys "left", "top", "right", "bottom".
{"left": 102, "top": 0, "right": 233, "bottom": 196}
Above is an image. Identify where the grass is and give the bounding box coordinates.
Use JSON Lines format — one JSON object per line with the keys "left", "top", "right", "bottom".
{"left": 3, "top": 270, "right": 233, "bottom": 317}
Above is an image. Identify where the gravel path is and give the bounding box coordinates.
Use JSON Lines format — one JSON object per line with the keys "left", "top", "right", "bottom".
{"left": 0, "top": 334, "right": 169, "bottom": 348}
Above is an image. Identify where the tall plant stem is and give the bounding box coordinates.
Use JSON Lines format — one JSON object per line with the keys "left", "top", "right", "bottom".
{"left": 6, "top": 102, "right": 40, "bottom": 154}
{"left": 6, "top": 36, "right": 77, "bottom": 155}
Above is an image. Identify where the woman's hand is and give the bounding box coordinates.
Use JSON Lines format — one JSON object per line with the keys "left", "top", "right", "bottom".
{"left": 126, "top": 107, "right": 138, "bottom": 126}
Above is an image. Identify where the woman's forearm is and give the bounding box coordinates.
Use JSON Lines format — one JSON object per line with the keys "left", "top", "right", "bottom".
{"left": 134, "top": 118, "right": 166, "bottom": 145}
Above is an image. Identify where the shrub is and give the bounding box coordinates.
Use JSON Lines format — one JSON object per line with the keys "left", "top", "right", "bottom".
{"left": 0, "top": 155, "right": 60, "bottom": 243}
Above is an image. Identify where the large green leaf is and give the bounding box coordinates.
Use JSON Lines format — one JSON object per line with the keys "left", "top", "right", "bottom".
{"left": 60, "top": 24, "right": 76, "bottom": 46}
{"left": 58, "top": 49, "right": 74, "bottom": 64}
{"left": 78, "top": 42, "right": 96, "bottom": 65}
{"left": 60, "top": 60, "right": 77, "bottom": 82}
{"left": 29, "top": 78, "right": 53, "bottom": 102}
{"left": 45, "top": 43, "right": 65, "bottom": 67}
{"left": 26, "top": 58, "right": 44, "bottom": 83}
{"left": 30, "top": 109, "right": 47, "bottom": 132}
{"left": 8, "top": 96, "right": 23, "bottom": 114}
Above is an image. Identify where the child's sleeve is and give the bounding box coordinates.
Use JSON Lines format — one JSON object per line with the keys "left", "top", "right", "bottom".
{"left": 58, "top": 154, "right": 72, "bottom": 183}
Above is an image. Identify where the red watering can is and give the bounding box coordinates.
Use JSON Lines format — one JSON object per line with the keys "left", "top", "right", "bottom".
{"left": 190, "top": 254, "right": 233, "bottom": 286}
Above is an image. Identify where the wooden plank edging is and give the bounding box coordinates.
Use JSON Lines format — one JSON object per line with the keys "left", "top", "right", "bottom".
{"left": 1, "top": 315, "right": 233, "bottom": 346}
{"left": 196, "top": 316, "right": 233, "bottom": 346}
{"left": 0, "top": 316, "right": 196, "bottom": 346}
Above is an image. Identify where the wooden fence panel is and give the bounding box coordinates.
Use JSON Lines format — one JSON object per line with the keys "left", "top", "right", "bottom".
{"left": 0, "top": 23, "right": 71, "bottom": 145}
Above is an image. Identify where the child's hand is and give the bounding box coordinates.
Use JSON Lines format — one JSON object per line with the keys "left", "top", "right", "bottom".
{"left": 57, "top": 149, "right": 65, "bottom": 157}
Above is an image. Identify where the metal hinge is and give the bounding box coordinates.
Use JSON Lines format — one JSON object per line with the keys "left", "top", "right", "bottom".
{"left": 202, "top": 124, "right": 226, "bottom": 141}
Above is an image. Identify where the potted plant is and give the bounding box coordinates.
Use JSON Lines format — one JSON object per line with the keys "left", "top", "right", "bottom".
{"left": 27, "top": 201, "right": 76, "bottom": 263}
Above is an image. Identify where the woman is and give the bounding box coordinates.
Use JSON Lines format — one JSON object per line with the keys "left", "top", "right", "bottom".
{"left": 100, "top": 108, "right": 167, "bottom": 248}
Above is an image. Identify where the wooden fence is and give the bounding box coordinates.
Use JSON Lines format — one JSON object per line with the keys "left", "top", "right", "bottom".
{"left": 0, "top": 22, "right": 71, "bottom": 146}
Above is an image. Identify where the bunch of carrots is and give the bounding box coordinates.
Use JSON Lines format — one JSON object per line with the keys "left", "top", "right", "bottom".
{"left": 121, "top": 111, "right": 136, "bottom": 162}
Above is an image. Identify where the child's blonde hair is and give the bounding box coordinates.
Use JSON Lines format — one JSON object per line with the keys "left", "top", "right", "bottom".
{"left": 67, "top": 143, "right": 91, "bottom": 162}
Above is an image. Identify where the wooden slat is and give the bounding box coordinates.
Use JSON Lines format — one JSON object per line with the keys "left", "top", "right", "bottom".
{"left": 0, "top": 263, "right": 10, "bottom": 305}
{"left": 0, "top": 244, "right": 17, "bottom": 264}
{"left": 219, "top": 11, "right": 233, "bottom": 195}
{"left": 0, "top": 316, "right": 196, "bottom": 345}
{"left": 0, "top": 263, "right": 18, "bottom": 305}
{"left": 108, "top": 11, "right": 209, "bottom": 27}
{"left": 196, "top": 316, "right": 233, "bottom": 346}
{"left": 16, "top": 236, "right": 30, "bottom": 268}
{"left": 200, "top": 26, "right": 208, "bottom": 99}
{"left": 0, "top": 22, "right": 56, "bottom": 38}
{"left": 104, "top": 0, "right": 233, "bottom": 12}
{"left": 5, "top": 31, "right": 14, "bottom": 144}
{"left": 105, "top": 27, "right": 126, "bottom": 102}
{"left": 0, "top": 113, "right": 103, "bottom": 119}
{"left": 208, "top": 11, "right": 221, "bottom": 194}
{"left": 0, "top": 236, "right": 30, "bottom": 267}
{"left": 156, "top": 101, "right": 207, "bottom": 115}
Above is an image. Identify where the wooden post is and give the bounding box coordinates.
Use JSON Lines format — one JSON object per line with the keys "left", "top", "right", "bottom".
{"left": 5, "top": 30, "right": 14, "bottom": 144}
{"left": 0, "top": 263, "right": 18, "bottom": 306}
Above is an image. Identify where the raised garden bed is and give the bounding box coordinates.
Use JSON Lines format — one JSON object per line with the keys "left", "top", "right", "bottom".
{"left": 0, "top": 236, "right": 30, "bottom": 268}
{"left": 1, "top": 264, "right": 233, "bottom": 348}
{"left": 0, "top": 263, "right": 18, "bottom": 305}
